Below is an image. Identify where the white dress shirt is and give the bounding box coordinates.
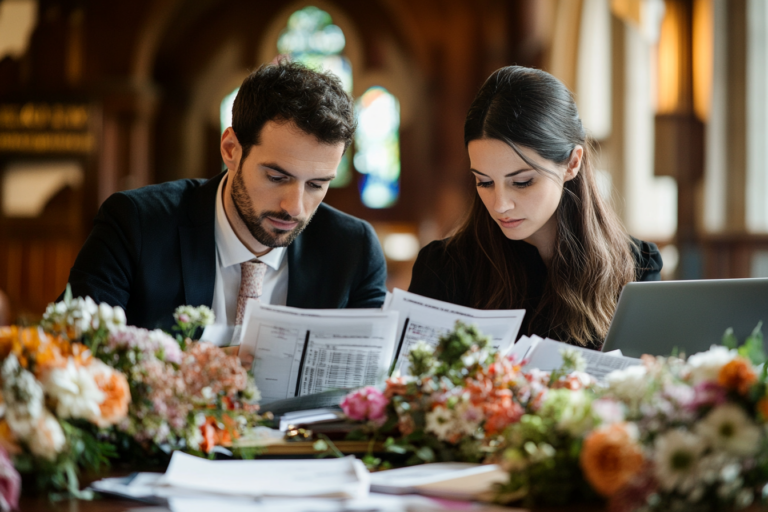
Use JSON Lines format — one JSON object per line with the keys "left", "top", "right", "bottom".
{"left": 202, "top": 175, "right": 288, "bottom": 345}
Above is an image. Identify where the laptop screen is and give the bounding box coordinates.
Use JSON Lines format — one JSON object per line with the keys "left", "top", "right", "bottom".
{"left": 601, "top": 278, "right": 768, "bottom": 358}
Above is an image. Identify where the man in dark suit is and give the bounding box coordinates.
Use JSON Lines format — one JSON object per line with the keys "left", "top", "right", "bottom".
{"left": 65, "top": 61, "right": 387, "bottom": 338}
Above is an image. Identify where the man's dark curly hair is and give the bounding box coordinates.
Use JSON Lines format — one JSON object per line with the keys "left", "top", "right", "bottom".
{"left": 231, "top": 61, "right": 356, "bottom": 159}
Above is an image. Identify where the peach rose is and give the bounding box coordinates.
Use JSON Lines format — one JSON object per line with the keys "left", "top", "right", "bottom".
{"left": 89, "top": 360, "right": 131, "bottom": 428}
{"left": 580, "top": 423, "right": 644, "bottom": 497}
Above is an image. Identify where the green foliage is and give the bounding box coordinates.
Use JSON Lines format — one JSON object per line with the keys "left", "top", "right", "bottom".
{"left": 432, "top": 321, "right": 492, "bottom": 384}
{"left": 496, "top": 414, "right": 597, "bottom": 507}
{"left": 15, "top": 420, "right": 116, "bottom": 499}
{"left": 312, "top": 435, "right": 345, "bottom": 459}
{"left": 407, "top": 341, "right": 435, "bottom": 378}
{"left": 722, "top": 322, "right": 766, "bottom": 366}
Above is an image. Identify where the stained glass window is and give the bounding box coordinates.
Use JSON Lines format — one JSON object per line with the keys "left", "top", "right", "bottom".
{"left": 354, "top": 86, "right": 400, "bottom": 208}
{"left": 277, "top": 6, "right": 352, "bottom": 187}
{"left": 220, "top": 88, "right": 238, "bottom": 135}
{"left": 218, "top": 7, "right": 403, "bottom": 206}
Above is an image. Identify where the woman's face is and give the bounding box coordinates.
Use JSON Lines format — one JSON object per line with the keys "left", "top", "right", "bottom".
{"left": 468, "top": 138, "right": 581, "bottom": 253}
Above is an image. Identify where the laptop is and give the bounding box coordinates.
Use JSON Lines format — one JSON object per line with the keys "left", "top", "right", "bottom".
{"left": 601, "top": 278, "right": 768, "bottom": 358}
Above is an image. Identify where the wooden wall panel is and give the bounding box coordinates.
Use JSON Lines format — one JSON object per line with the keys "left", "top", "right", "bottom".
{"left": 0, "top": 239, "right": 79, "bottom": 323}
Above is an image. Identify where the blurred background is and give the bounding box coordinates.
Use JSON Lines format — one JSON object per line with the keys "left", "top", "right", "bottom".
{"left": 0, "top": 0, "right": 764, "bottom": 323}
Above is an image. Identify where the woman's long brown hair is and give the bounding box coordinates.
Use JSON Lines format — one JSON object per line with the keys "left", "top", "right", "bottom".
{"left": 449, "top": 66, "right": 635, "bottom": 346}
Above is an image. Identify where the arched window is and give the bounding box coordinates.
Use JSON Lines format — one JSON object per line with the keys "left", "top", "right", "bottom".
{"left": 220, "top": 88, "right": 238, "bottom": 135}
{"left": 276, "top": 6, "right": 352, "bottom": 188}
{"left": 218, "top": 5, "right": 402, "bottom": 206}
{"left": 355, "top": 86, "right": 400, "bottom": 208}
{"left": 277, "top": 6, "right": 352, "bottom": 93}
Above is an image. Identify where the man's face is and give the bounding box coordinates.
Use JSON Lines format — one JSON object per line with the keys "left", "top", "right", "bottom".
{"left": 222, "top": 121, "right": 344, "bottom": 254}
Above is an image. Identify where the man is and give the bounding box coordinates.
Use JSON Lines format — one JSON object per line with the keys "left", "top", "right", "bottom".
{"left": 65, "top": 62, "right": 387, "bottom": 337}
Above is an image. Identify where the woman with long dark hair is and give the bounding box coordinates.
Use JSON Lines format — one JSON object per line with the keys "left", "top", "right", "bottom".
{"left": 409, "top": 66, "right": 662, "bottom": 350}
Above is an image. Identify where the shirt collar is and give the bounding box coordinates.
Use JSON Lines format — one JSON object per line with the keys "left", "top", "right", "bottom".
{"left": 214, "top": 174, "right": 286, "bottom": 271}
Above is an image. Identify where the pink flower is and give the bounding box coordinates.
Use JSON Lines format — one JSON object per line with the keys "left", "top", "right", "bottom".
{"left": 688, "top": 381, "right": 728, "bottom": 411}
{"left": 0, "top": 447, "right": 20, "bottom": 511}
{"left": 340, "top": 386, "right": 389, "bottom": 423}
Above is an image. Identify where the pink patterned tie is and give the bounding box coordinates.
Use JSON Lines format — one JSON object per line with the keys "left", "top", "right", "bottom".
{"left": 235, "top": 260, "right": 268, "bottom": 325}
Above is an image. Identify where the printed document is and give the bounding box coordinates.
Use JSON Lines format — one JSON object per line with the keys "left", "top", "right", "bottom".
{"left": 239, "top": 302, "right": 399, "bottom": 403}
{"left": 509, "top": 335, "right": 642, "bottom": 380}
{"left": 386, "top": 289, "right": 525, "bottom": 375}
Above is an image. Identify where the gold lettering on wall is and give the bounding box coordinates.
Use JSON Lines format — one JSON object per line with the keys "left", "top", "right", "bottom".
{"left": 0, "top": 133, "right": 94, "bottom": 152}
{"left": 0, "top": 103, "right": 93, "bottom": 153}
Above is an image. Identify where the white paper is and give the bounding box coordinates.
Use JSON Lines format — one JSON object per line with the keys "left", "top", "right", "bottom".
{"left": 239, "top": 302, "right": 398, "bottom": 403}
{"left": 370, "top": 463, "right": 508, "bottom": 500}
{"left": 162, "top": 452, "right": 369, "bottom": 499}
{"left": 168, "top": 494, "right": 430, "bottom": 512}
{"left": 278, "top": 408, "right": 345, "bottom": 431}
{"left": 385, "top": 289, "right": 525, "bottom": 375}
{"left": 199, "top": 325, "right": 235, "bottom": 347}
{"left": 510, "top": 335, "right": 642, "bottom": 381}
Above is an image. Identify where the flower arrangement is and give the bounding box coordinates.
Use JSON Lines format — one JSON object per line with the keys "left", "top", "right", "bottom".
{"left": 340, "top": 321, "right": 768, "bottom": 511}
{"left": 0, "top": 288, "right": 263, "bottom": 503}
{"left": 578, "top": 325, "right": 768, "bottom": 511}
{"left": 342, "top": 323, "right": 579, "bottom": 468}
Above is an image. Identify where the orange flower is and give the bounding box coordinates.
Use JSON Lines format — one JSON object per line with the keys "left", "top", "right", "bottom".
{"left": 483, "top": 395, "right": 523, "bottom": 435}
{"left": 384, "top": 377, "right": 409, "bottom": 399}
{"left": 718, "top": 357, "right": 757, "bottom": 395}
{"left": 580, "top": 423, "right": 644, "bottom": 497}
{"left": 0, "top": 420, "right": 20, "bottom": 455}
{"left": 199, "top": 415, "right": 240, "bottom": 453}
{"left": 91, "top": 362, "right": 131, "bottom": 428}
{"left": 757, "top": 396, "right": 768, "bottom": 421}
{"left": 0, "top": 326, "right": 74, "bottom": 373}
{"left": 397, "top": 414, "right": 415, "bottom": 436}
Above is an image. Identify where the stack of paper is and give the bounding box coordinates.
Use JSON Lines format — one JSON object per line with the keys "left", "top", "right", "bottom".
{"left": 370, "top": 462, "right": 509, "bottom": 500}
{"left": 384, "top": 289, "right": 525, "bottom": 375}
{"left": 508, "top": 335, "right": 642, "bottom": 380}
{"left": 92, "top": 451, "right": 369, "bottom": 500}
{"left": 238, "top": 303, "right": 399, "bottom": 404}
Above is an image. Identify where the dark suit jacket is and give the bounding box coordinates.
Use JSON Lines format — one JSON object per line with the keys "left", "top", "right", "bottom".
{"left": 65, "top": 172, "right": 387, "bottom": 331}
{"left": 408, "top": 236, "right": 662, "bottom": 349}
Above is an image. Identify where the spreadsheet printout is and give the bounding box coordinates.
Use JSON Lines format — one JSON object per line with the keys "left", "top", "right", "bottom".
{"left": 239, "top": 302, "right": 398, "bottom": 403}
{"left": 386, "top": 289, "right": 525, "bottom": 375}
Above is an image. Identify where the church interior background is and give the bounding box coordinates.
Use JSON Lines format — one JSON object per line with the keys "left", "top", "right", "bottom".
{"left": 0, "top": 0, "right": 766, "bottom": 324}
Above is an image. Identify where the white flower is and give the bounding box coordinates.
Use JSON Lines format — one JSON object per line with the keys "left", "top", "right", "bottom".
{"left": 560, "top": 348, "right": 587, "bottom": 372}
{"left": 2, "top": 355, "right": 44, "bottom": 423}
{"left": 425, "top": 405, "right": 455, "bottom": 441}
{"left": 605, "top": 365, "right": 649, "bottom": 404}
{"left": 5, "top": 408, "right": 33, "bottom": 440}
{"left": 556, "top": 389, "right": 595, "bottom": 437}
{"left": 42, "top": 360, "right": 104, "bottom": 422}
{"left": 696, "top": 404, "right": 761, "bottom": 457}
{"left": 686, "top": 346, "right": 738, "bottom": 385}
{"left": 97, "top": 302, "right": 113, "bottom": 324}
{"left": 197, "top": 306, "right": 215, "bottom": 326}
{"left": 174, "top": 305, "right": 215, "bottom": 326}
{"left": 591, "top": 398, "right": 625, "bottom": 425}
{"left": 454, "top": 400, "right": 483, "bottom": 436}
{"left": 654, "top": 429, "right": 706, "bottom": 493}
{"left": 28, "top": 410, "right": 66, "bottom": 461}
{"left": 461, "top": 348, "right": 489, "bottom": 368}
{"left": 112, "top": 306, "right": 127, "bottom": 327}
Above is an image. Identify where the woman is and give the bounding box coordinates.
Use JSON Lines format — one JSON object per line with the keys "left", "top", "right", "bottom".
{"left": 409, "top": 66, "right": 662, "bottom": 350}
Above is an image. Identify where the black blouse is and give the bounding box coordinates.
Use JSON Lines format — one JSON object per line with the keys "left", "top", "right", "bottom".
{"left": 408, "top": 236, "right": 663, "bottom": 350}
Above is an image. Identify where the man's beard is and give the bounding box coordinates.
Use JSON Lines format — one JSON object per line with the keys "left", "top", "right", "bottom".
{"left": 230, "top": 166, "right": 313, "bottom": 248}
